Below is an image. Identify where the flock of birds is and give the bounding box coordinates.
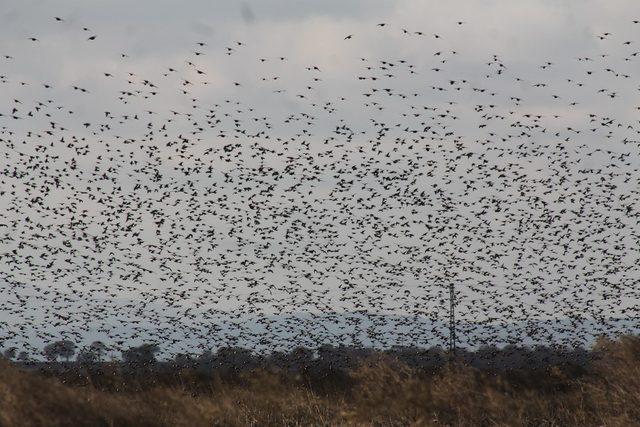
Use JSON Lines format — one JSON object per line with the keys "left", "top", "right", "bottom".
{"left": 0, "top": 12, "right": 639, "bottom": 358}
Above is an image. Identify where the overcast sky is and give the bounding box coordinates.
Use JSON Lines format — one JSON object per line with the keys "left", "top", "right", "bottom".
{"left": 1, "top": 0, "right": 639, "bottom": 356}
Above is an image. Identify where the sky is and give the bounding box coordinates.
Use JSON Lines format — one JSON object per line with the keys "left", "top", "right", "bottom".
{"left": 0, "top": 0, "right": 639, "bottom": 357}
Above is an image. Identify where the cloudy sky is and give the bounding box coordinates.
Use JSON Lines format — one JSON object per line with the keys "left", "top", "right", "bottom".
{"left": 0, "top": 0, "right": 639, "bottom": 356}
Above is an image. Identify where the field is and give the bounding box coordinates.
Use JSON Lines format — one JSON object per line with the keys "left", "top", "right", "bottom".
{"left": 0, "top": 336, "right": 638, "bottom": 426}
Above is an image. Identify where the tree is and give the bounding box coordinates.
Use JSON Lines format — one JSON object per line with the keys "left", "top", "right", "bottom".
{"left": 215, "top": 346, "right": 257, "bottom": 373}
{"left": 76, "top": 347, "right": 98, "bottom": 365}
{"left": 17, "top": 351, "right": 29, "bottom": 363}
{"left": 121, "top": 343, "right": 160, "bottom": 369}
{"left": 56, "top": 340, "right": 77, "bottom": 362}
{"left": 175, "top": 353, "right": 194, "bottom": 364}
{"left": 76, "top": 341, "right": 108, "bottom": 365}
{"left": 42, "top": 340, "right": 77, "bottom": 362}
{"left": 2, "top": 347, "right": 17, "bottom": 360}
{"left": 89, "top": 341, "right": 108, "bottom": 362}
{"left": 288, "top": 346, "right": 315, "bottom": 374}
{"left": 43, "top": 342, "right": 60, "bottom": 362}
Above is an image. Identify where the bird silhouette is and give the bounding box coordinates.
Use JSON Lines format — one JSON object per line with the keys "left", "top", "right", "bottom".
{"left": 0, "top": 8, "right": 637, "bottom": 360}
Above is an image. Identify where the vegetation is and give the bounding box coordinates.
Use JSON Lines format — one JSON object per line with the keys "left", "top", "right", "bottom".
{"left": 0, "top": 335, "right": 639, "bottom": 426}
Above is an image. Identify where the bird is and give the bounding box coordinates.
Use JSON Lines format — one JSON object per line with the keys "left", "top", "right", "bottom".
{"left": 0, "top": 7, "right": 637, "bottom": 363}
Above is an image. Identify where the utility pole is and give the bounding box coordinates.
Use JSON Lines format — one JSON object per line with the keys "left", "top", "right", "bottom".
{"left": 448, "top": 282, "right": 456, "bottom": 361}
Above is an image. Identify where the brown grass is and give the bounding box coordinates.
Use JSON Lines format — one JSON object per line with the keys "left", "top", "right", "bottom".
{"left": 1, "top": 336, "right": 639, "bottom": 426}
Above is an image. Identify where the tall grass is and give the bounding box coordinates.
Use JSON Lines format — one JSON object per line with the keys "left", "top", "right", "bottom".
{"left": 0, "top": 336, "right": 638, "bottom": 426}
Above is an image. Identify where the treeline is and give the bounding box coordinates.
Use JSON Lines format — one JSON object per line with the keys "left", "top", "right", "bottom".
{"left": 2, "top": 338, "right": 595, "bottom": 393}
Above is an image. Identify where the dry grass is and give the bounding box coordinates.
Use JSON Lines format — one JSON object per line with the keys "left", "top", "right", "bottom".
{"left": 1, "top": 336, "right": 639, "bottom": 426}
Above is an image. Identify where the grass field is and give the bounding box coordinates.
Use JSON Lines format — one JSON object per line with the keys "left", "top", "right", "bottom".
{"left": 0, "top": 335, "right": 638, "bottom": 426}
